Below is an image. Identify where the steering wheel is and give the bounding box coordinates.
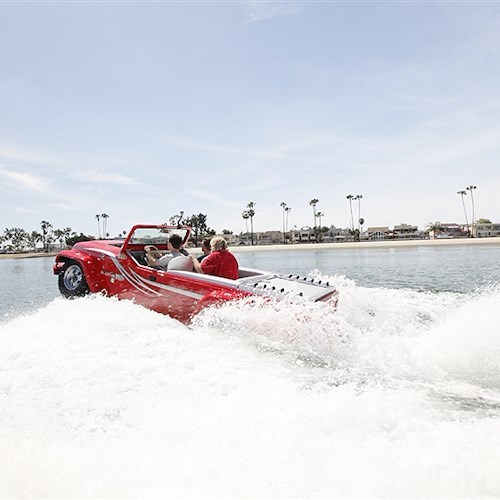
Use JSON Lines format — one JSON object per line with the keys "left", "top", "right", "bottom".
{"left": 145, "top": 245, "right": 162, "bottom": 265}
{"left": 146, "top": 245, "right": 160, "bottom": 255}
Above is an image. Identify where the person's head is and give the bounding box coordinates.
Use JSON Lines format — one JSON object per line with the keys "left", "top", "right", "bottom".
{"left": 210, "top": 236, "right": 228, "bottom": 252}
{"left": 201, "top": 238, "right": 211, "bottom": 255}
{"left": 168, "top": 233, "right": 183, "bottom": 250}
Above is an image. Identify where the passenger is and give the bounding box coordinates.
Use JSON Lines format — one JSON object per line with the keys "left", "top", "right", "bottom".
{"left": 190, "top": 236, "right": 238, "bottom": 280}
{"left": 145, "top": 234, "right": 192, "bottom": 271}
{"left": 197, "top": 238, "right": 212, "bottom": 263}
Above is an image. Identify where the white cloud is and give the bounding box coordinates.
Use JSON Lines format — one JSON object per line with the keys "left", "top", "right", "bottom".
{"left": 13, "top": 206, "right": 33, "bottom": 213}
{"left": 71, "top": 171, "right": 138, "bottom": 186}
{"left": 0, "top": 145, "right": 68, "bottom": 168}
{"left": 0, "top": 167, "right": 52, "bottom": 194}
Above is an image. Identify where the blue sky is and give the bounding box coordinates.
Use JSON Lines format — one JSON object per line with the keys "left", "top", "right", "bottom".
{"left": 1, "top": 1, "right": 499, "bottom": 237}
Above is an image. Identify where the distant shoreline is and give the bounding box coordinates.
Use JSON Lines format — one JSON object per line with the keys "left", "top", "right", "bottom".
{"left": 229, "top": 236, "right": 500, "bottom": 253}
{"left": 2, "top": 237, "right": 499, "bottom": 260}
{"left": 0, "top": 252, "right": 58, "bottom": 260}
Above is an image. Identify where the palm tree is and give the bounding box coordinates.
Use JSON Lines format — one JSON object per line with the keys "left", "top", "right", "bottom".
{"left": 177, "top": 210, "right": 184, "bottom": 227}
{"left": 316, "top": 212, "right": 325, "bottom": 242}
{"left": 309, "top": 199, "right": 319, "bottom": 228}
{"left": 316, "top": 211, "right": 324, "bottom": 228}
{"left": 185, "top": 213, "right": 209, "bottom": 246}
{"left": 242, "top": 210, "right": 250, "bottom": 233}
{"left": 354, "top": 194, "right": 363, "bottom": 233}
{"left": 247, "top": 202, "right": 256, "bottom": 245}
{"left": 346, "top": 195, "right": 354, "bottom": 233}
{"left": 95, "top": 214, "right": 101, "bottom": 238}
{"left": 426, "top": 221, "right": 444, "bottom": 239}
{"left": 309, "top": 199, "right": 319, "bottom": 242}
{"left": 280, "top": 202, "right": 287, "bottom": 244}
{"left": 40, "top": 220, "right": 53, "bottom": 252}
{"left": 457, "top": 190, "right": 469, "bottom": 236}
{"left": 3, "top": 228, "right": 13, "bottom": 249}
{"left": 5, "top": 227, "right": 28, "bottom": 252}
{"left": 466, "top": 185, "right": 477, "bottom": 237}
{"left": 285, "top": 206, "right": 291, "bottom": 244}
{"left": 53, "top": 228, "right": 65, "bottom": 249}
{"left": 28, "top": 231, "right": 42, "bottom": 251}
{"left": 169, "top": 211, "right": 185, "bottom": 226}
{"left": 101, "top": 213, "right": 109, "bottom": 238}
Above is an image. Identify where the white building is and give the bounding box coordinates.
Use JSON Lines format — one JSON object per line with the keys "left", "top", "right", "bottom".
{"left": 322, "top": 226, "right": 347, "bottom": 243}
{"left": 473, "top": 222, "right": 500, "bottom": 238}
{"left": 367, "top": 226, "right": 390, "bottom": 240}
{"left": 291, "top": 227, "right": 315, "bottom": 243}
{"left": 393, "top": 224, "right": 420, "bottom": 239}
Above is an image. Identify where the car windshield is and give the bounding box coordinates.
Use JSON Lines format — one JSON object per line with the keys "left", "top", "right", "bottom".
{"left": 127, "top": 227, "right": 189, "bottom": 246}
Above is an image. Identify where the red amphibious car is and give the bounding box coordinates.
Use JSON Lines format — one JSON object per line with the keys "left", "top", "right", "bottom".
{"left": 53, "top": 224, "right": 339, "bottom": 323}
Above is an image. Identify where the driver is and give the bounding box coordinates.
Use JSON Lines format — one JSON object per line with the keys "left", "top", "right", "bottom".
{"left": 145, "top": 234, "right": 191, "bottom": 270}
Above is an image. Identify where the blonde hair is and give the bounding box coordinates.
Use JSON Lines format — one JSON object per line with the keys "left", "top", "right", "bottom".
{"left": 210, "top": 236, "right": 228, "bottom": 252}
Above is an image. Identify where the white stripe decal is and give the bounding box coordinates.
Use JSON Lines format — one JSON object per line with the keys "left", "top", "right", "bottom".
{"left": 131, "top": 269, "right": 205, "bottom": 300}
{"left": 88, "top": 248, "right": 204, "bottom": 301}
{"left": 87, "top": 248, "right": 159, "bottom": 296}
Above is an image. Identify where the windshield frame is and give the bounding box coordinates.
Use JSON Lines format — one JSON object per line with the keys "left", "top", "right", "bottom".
{"left": 122, "top": 224, "right": 192, "bottom": 251}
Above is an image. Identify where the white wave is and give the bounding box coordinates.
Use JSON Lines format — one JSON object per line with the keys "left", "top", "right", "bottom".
{"left": 1, "top": 289, "right": 500, "bottom": 498}
{"left": 415, "top": 285, "right": 500, "bottom": 389}
{"left": 192, "top": 273, "right": 468, "bottom": 380}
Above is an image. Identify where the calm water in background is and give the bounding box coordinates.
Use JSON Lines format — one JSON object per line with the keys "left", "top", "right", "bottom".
{"left": 236, "top": 243, "right": 500, "bottom": 293}
{"left": 1, "top": 243, "right": 499, "bottom": 320}
{"left": 1, "top": 243, "right": 500, "bottom": 497}
{"left": 0, "top": 256, "right": 58, "bottom": 321}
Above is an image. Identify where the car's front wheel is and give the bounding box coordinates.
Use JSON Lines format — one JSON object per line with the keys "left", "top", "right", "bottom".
{"left": 58, "top": 262, "right": 89, "bottom": 298}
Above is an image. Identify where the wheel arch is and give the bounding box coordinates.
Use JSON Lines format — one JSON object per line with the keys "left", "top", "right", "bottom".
{"left": 54, "top": 252, "right": 105, "bottom": 293}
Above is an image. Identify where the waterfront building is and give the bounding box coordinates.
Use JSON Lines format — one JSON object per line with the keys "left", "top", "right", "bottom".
{"left": 367, "top": 227, "right": 390, "bottom": 240}
{"left": 217, "top": 233, "right": 239, "bottom": 246}
{"left": 291, "top": 227, "right": 315, "bottom": 243}
{"left": 238, "top": 232, "right": 254, "bottom": 245}
{"left": 393, "top": 224, "right": 420, "bottom": 239}
{"left": 259, "top": 231, "right": 283, "bottom": 245}
{"left": 322, "top": 226, "right": 347, "bottom": 243}
{"left": 428, "top": 223, "right": 466, "bottom": 239}
{"left": 473, "top": 222, "right": 500, "bottom": 238}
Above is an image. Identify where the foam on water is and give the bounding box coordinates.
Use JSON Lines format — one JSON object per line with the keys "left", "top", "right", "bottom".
{"left": 1, "top": 277, "right": 500, "bottom": 498}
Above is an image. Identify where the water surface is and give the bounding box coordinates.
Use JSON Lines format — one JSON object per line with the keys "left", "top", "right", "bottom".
{"left": 1, "top": 245, "right": 499, "bottom": 497}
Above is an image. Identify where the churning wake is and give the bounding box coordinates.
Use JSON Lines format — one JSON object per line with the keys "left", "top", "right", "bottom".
{"left": 1, "top": 273, "right": 499, "bottom": 498}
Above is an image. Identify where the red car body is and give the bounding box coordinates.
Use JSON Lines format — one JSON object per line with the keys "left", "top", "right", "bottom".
{"left": 53, "top": 224, "right": 338, "bottom": 323}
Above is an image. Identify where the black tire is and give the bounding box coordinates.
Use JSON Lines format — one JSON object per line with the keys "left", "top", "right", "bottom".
{"left": 58, "top": 262, "right": 89, "bottom": 298}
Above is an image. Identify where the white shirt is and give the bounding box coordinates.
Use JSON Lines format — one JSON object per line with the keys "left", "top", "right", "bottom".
{"left": 167, "top": 255, "right": 193, "bottom": 271}
{"left": 148, "top": 250, "right": 181, "bottom": 268}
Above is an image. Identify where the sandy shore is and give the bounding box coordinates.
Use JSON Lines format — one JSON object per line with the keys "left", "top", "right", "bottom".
{"left": 229, "top": 237, "right": 500, "bottom": 253}
{"left": 0, "top": 252, "right": 57, "bottom": 260}
{"left": 2, "top": 237, "right": 499, "bottom": 260}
